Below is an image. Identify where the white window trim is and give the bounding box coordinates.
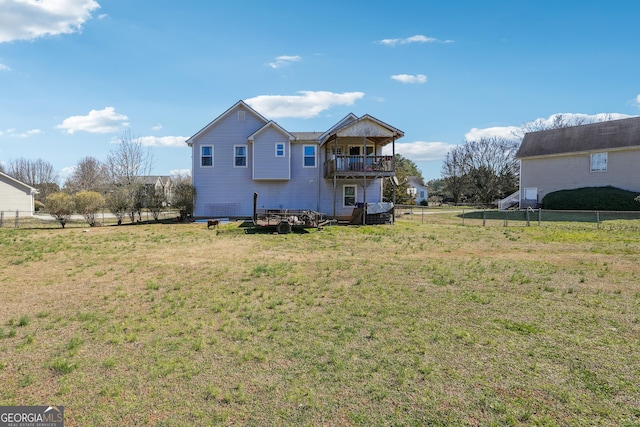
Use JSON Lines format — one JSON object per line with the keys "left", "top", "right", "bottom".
{"left": 303, "top": 145, "right": 317, "bottom": 168}
{"left": 201, "top": 145, "right": 214, "bottom": 168}
{"left": 590, "top": 152, "right": 607, "bottom": 172}
{"left": 234, "top": 144, "right": 248, "bottom": 168}
{"left": 343, "top": 184, "right": 357, "bottom": 207}
{"left": 275, "top": 142, "right": 285, "bottom": 158}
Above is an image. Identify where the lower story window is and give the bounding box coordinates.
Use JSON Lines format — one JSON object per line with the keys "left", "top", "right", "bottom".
{"left": 343, "top": 185, "right": 356, "bottom": 207}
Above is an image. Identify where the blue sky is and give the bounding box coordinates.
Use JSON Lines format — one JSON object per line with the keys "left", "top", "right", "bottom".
{"left": 1, "top": 0, "right": 639, "bottom": 183}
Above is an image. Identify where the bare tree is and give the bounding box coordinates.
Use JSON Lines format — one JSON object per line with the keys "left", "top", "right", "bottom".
{"left": 106, "top": 130, "right": 154, "bottom": 222}
{"left": 8, "top": 158, "right": 59, "bottom": 202}
{"left": 441, "top": 137, "right": 519, "bottom": 206}
{"left": 464, "top": 137, "right": 519, "bottom": 205}
{"left": 64, "top": 157, "right": 109, "bottom": 194}
{"left": 441, "top": 145, "right": 469, "bottom": 205}
{"left": 106, "top": 130, "right": 154, "bottom": 186}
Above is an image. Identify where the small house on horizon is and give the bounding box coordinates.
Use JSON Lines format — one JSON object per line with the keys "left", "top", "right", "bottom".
{"left": 0, "top": 171, "right": 38, "bottom": 216}
{"left": 516, "top": 116, "right": 640, "bottom": 208}
{"left": 407, "top": 176, "right": 428, "bottom": 205}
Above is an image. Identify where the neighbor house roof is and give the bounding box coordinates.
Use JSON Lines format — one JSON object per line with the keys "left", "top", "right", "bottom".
{"left": 517, "top": 116, "right": 640, "bottom": 159}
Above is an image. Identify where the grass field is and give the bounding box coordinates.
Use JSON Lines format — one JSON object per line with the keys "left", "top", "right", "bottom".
{"left": 1, "top": 214, "right": 640, "bottom": 426}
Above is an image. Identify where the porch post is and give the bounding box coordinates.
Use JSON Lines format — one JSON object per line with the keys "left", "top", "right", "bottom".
{"left": 362, "top": 135, "right": 367, "bottom": 225}
{"left": 333, "top": 136, "right": 338, "bottom": 219}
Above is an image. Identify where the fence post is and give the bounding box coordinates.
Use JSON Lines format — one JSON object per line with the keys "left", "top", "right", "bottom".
{"left": 504, "top": 210, "right": 508, "bottom": 227}
{"left": 538, "top": 208, "right": 541, "bottom": 226}
{"left": 15, "top": 210, "right": 19, "bottom": 228}
{"left": 483, "top": 209, "right": 486, "bottom": 226}
{"left": 596, "top": 211, "right": 600, "bottom": 229}
{"left": 421, "top": 205, "right": 424, "bottom": 224}
{"left": 0, "top": 211, "right": 3, "bottom": 228}
{"left": 526, "top": 208, "right": 530, "bottom": 227}
{"left": 462, "top": 209, "right": 465, "bottom": 225}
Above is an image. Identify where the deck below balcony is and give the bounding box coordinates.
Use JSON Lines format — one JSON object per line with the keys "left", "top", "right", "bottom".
{"left": 324, "top": 155, "right": 395, "bottom": 179}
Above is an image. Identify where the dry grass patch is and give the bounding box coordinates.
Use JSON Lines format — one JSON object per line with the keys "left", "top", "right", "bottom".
{"left": 1, "top": 217, "right": 640, "bottom": 425}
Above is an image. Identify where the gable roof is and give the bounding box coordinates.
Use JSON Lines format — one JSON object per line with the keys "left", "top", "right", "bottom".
{"left": 320, "top": 114, "right": 404, "bottom": 146}
{"left": 186, "top": 100, "right": 269, "bottom": 146}
{"left": 248, "top": 121, "right": 296, "bottom": 142}
{"left": 0, "top": 171, "right": 38, "bottom": 194}
{"left": 517, "top": 116, "right": 640, "bottom": 159}
{"left": 407, "top": 176, "right": 426, "bottom": 187}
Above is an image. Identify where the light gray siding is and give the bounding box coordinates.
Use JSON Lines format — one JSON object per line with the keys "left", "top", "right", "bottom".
{"left": 520, "top": 148, "right": 640, "bottom": 203}
{"left": 0, "top": 173, "right": 35, "bottom": 214}
{"left": 253, "top": 128, "right": 290, "bottom": 180}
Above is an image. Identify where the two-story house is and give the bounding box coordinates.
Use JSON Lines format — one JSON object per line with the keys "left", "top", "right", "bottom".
{"left": 186, "top": 101, "right": 403, "bottom": 221}
{"left": 516, "top": 116, "right": 640, "bottom": 208}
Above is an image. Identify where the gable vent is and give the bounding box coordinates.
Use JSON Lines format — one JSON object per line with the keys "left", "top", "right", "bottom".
{"left": 238, "top": 111, "right": 245, "bottom": 121}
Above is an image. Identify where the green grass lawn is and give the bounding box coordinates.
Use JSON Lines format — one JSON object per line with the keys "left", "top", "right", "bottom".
{"left": 1, "top": 215, "right": 640, "bottom": 426}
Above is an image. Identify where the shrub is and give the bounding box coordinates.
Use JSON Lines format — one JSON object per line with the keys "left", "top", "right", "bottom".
{"left": 542, "top": 186, "right": 640, "bottom": 211}
{"left": 74, "top": 191, "right": 106, "bottom": 227}
{"left": 46, "top": 192, "right": 75, "bottom": 228}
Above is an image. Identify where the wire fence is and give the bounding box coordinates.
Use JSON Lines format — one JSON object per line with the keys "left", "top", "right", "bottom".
{"left": 0, "top": 209, "right": 183, "bottom": 229}
{"left": 394, "top": 205, "right": 640, "bottom": 229}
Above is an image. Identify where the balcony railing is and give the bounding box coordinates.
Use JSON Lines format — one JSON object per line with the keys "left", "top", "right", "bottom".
{"left": 324, "top": 155, "right": 395, "bottom": 179}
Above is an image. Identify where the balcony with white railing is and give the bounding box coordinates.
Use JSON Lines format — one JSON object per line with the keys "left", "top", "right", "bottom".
{"left": 324, "top": 155, "right": 395, "bottom": 179}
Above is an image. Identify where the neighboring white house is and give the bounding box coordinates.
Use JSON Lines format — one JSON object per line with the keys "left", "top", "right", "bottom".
{"left": 186, "top": 100, "right": 403, "bottom": 220}
{"left": 0, "top": 171, "right": 38, "bottom": 216}
{"left": 407, "top": 176, "right": 428, "bottom": 205}
{"left": 516, "top": 116, "right": 640, "bottom": 208}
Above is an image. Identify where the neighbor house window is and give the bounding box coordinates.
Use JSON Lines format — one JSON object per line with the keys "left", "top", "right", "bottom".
{"left": 590, "top": 152, "right": 607, "bottom": 172}
{"left": 303, "top": 145, "right": 316, "bottom": 167}
{"left": 201, "top": 145, "right": 213, "bottom": 167}
{"left": 275, "top": 143, "right": 285, "bottom": 157}
{"left": 343, "top": 185, "right": 356, "bottom": 207}
{"left": 234, "top": 145, "right": 247, "bottom": 167}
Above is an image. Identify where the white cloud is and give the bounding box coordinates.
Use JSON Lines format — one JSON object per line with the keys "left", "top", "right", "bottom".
{"left": 633, "top": 94, "right": 640, "bottom": 108}
{"left": 59, "top": 165, "right": 76, "bottom": 180}
{"left": 137, "top": 136, "right": 188, "bottom": 147}
{"left": 170, "top": 169, "right": 191, "bottom": 178}
{"left": 382, "top": 141, "right": 457, "bottom": 162}
{"left": 151, "top": 124, "right": 163, "bottom": 131}
{"left": 0, "top": 0, "right": 100, "bottom": 43}
{"left": 268, "top": 55, "right": 302, "bottom": 69}
{"left": 377, "top": 34, "right": 453, "bottom": 46}
{"left": 245, "top": 91, "right": 365, "bottom": 119}
{"left": 465, "top": 126, "right": 522, "bottom": 141}
{"left": 391, "top": 74, "right": 427, "bottom": 84}
{"left": 0, "top": 63, "right": 10, "bottom": 71}
{"left": 56, "top": 107, "right": 129, "bottom": 134}
{"left": 3, "top": 128, "right": 43, "bottom": 138}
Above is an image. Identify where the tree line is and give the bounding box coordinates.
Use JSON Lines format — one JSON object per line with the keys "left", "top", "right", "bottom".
{"left": 1, "top": 132, "right": 195, "bottom": 228}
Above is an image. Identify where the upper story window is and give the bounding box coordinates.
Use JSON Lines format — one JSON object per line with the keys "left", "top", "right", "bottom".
{"left": 201, "top": 145, "right": 213, "bottom": 167}
{"left": 303, "top": 145, "right": 316, "bottom": 167}
{"left": 234, "top": 145, "right": 247, "bottom": 167}
{"left": 590, "top": 152, "right": 607, "bottom": 172}
{"left": 275, "top": 143, "right": 285, "bottom": 158}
